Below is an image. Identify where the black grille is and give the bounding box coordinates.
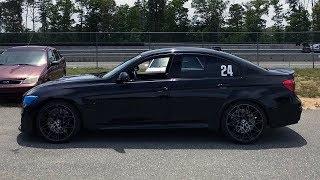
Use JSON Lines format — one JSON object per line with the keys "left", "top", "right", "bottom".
{"left": 0, "top": 80, "right": 22, "bottom": 84}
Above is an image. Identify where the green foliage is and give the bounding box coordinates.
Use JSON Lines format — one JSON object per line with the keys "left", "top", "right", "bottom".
{"left": 270, "top": 0, "right": 284, "bottom": 42}
{"left": 192, "top": 0, "right": 228, "bottom": 32}
{"left": 244, "top": 0, "right": 269, "bottom": 32}
{"left": 227, "top": 4, "right": 245, "bottom": 32}
{"left": 164, "top": 0, "right": 190, "bottom": 32}
{"left": 0, "top": 0, "right": 317, "bottom": 45}
{"left": 286, "top": 0, "right": 311, "bottom": 43}
{"left": 147, "top": 0, "right": 166, "bottom": 31}
{"left": 38, "top": 0, "right": 52, "bottom": 32}
{"left": 0, "top": 0, "right": 24, "bottom": 32}
{"left": 56, "top": 0, "right": 76, "bottom": 31}
{"left": 78, "top": 0, "right": 116, "bottom": 32}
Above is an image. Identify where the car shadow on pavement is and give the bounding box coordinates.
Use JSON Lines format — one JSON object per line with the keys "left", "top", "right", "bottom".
{"left": 16, "top": 127, "right": 307, "bottom": 153}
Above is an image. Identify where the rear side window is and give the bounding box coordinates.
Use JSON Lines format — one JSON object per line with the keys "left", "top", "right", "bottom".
{"left": 179, "top": 55, "right": 206, "bottom": 78}
{"left": 175, "top": 54, "right": 241, "bottom": 78}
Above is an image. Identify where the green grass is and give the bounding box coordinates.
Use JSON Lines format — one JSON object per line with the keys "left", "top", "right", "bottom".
{"left": 66, "top": 67, "right": 320, "bottom": 98}
{"left": 295, "top": 68, "right": 320, "bottom": 98}
{"left": 67, "top": 67, "right": 110, "bottom": 76}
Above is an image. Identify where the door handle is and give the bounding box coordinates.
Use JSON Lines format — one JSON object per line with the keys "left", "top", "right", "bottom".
{"left": 217, "top": 84, "right": 228, "bottom": 88}
{"left": 157, "top": 87, "right": 168, "bottom": 93}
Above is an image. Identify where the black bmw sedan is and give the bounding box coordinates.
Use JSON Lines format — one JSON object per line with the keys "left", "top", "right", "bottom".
{"left": 20, "top": 47, "right": 302, "bottom": 143}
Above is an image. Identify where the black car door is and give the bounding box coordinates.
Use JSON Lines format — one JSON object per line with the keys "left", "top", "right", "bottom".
{"left": 167, "top": 54, "right": 243, "bottom": 126}
{"left": 87, "top": 55, "right": 173, "bottom": 127}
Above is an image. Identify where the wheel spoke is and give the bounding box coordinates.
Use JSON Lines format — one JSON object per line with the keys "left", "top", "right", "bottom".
{"left": 226, "top": 104, "right": 264, "bottom": 143}
{"left": 39, "top": 104, "right": 76, "bottom": 142}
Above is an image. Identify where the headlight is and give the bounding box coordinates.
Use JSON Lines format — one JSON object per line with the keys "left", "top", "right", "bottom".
{"left": 22, "top": 76, "right": 39, "bottom": 84}
{"left": 22, "top": 95, "right": 38, "bottom": 107}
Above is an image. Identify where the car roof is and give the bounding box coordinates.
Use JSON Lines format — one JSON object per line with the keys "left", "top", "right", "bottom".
{"left": 140, "top": 47, "right": 220, "bottom": 56}
{"left": 140, "top": 47, "right": 257, "bottom": 66}
{"left": 6, "top": 46, "right": 54, "bottom": 51}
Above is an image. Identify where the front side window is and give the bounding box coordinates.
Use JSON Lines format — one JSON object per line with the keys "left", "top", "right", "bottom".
{"left": 132, "top": 56, "right": 171, "bottom": 81}
{"left": 144, "top": 57, "right": 170, "bottom": 74}
{"left": 53, "top": 50, "right": 61, "bottom": 60}
{"left": 0, "top": 50, "right": 46, "bottom": 66}
{"left": 48, "top": 50, "right": 56, "bottom": 63}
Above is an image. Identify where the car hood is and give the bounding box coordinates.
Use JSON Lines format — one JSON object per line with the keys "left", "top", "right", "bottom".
{"left": 59, "top": 74, "right": 99, "bottom": 82}
{"left": 26, "top": 74, "right": 102, "bottom": 96}
{"left": 39, "top": 74, "right": 100, "bottom": 86}
{"left": 0, "top": 65, "right": 45, "bottom": 79}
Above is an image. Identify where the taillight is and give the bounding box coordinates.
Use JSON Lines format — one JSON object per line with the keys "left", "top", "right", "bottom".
{"left": 282, "top": 79, "right": 295, "bottom": 92}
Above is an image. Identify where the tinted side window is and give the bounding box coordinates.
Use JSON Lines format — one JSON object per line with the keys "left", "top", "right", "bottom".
{"left": 206, "top": 56, "right": 240, "bottom": 77}
{"left": 179, "top": 55, "right": 206, "bottom": 78}
{"left": 53, "top": 50, "right": 60, "bottom": 60}
{"left": 47, "top": 50, "right": 56, "bottom": 63}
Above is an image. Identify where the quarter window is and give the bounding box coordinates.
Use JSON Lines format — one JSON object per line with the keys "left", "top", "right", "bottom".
{"left": 206, "top": 56, "right": 240, "bottom": 77}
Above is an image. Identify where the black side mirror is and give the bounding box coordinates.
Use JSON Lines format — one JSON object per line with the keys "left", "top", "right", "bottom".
{"left": 117, "top": 72, "right": 130, "bottom": 83}
{"left": 50, "top": 61, "right": 59, "bottom": 66}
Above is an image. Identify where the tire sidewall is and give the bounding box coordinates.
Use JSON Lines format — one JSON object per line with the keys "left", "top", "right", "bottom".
{"left": 36, "top": 101, "right": 81, "bottom": 143}
{"left": 221, "top": 101, "right": 266, "bottom": 144}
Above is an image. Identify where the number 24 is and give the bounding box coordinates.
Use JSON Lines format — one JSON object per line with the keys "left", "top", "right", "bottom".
{"left": 221, "top": 65, "right": 233, "bottom": 77}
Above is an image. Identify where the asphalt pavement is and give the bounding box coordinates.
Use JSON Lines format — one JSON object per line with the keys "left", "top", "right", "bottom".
{"left": 0, "top": 105, "right": 319, "bottom": 179}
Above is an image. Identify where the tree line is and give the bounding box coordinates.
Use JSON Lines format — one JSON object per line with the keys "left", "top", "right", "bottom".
{"left": 0, "top": 0, "right": 319, "bottom": 43}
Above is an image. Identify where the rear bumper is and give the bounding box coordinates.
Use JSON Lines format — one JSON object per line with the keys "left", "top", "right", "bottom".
{"left": 267, "top": 95, "right": 302, "bottom": 128}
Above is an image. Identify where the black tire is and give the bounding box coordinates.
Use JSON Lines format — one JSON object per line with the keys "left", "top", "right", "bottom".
{"left": 36, "top": 101, "right": 81, "bottom": 143}
{"left": 221, "top": 102, "right": 266, "bottom": 144}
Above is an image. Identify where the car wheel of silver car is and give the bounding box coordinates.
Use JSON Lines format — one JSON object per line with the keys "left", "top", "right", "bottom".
{"left": 222, "top": 102, "right": 266, "bottom": 144}
{"left": 37, "top": 101, "right": 80, "bottom": 143}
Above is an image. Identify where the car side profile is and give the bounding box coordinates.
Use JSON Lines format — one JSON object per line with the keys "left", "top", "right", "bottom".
{"left": 0, "top": 46, "right": 66, "bottom": 99}
{"left": 20, "top": 47, "right": 302, "bottom": 144}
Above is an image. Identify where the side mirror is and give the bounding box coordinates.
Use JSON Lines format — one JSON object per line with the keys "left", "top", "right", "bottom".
{"left": 117, "top": 72, "right": 130, "bottom": 83}
{"left": 50, "top": 61, "right": 59, "bottom": 66}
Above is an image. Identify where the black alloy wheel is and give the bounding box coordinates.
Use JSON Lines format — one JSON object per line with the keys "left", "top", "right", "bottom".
{"left": 37, "top": 101, "right": 80, "bottom": 143}
{"left": 222, "top": 102, "right": 266, "bottom": 144}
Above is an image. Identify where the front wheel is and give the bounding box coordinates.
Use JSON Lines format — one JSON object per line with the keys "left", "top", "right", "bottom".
{"left": 36, "top": 101, "right": 80, "bottom": 143}
{"left": 221, "top": 102, "right": 266, "bottom": 144}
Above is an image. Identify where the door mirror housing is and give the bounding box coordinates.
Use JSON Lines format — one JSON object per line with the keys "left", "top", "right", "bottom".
{"left": 50, "top": 60, "right": 59, "bottom": 66}
{"left": 117, "top": 72, "right": 130, "bottom": 83}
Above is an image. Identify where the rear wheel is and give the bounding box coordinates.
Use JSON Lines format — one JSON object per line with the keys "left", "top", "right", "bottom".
{"left": 221, "top": 102, "right": 266, "bottom": 144}
{"left": 36, "top": 101, "right": 80, "bottom": 143}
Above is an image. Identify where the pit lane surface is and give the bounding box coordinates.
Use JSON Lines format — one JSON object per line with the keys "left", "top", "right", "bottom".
{"left": 0, "top": 105, "right": 319, "bottom": 179}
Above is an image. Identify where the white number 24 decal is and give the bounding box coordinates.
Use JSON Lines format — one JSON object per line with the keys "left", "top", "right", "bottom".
{"left": 221, "top": 65, "right": 233, "bottom": 77}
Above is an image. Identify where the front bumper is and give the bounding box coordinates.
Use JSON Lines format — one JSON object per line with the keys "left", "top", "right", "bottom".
{"left": 0, "top": 85, "right": 34, "bottom": 99}
{"left": 20, "top": 107, "right": 36, "bottom": 134}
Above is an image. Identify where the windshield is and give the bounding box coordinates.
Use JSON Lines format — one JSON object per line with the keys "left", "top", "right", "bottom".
{"left": 102, "top": 55, "right": 141, "bottom": 78}
{"left": 0, "top": 50, "right": 47, "bottom": 66}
